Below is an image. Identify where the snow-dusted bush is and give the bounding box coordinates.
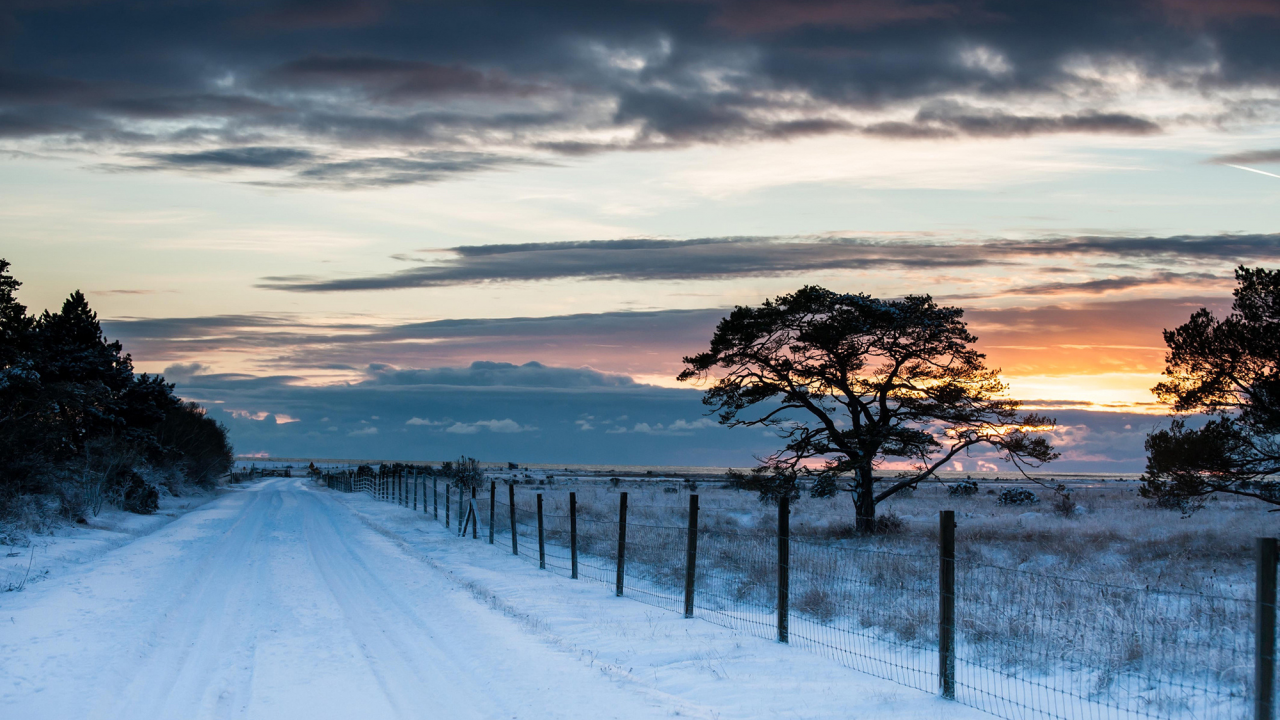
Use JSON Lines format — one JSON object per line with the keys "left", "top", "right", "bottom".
{"left": 997, "top": 488, "right": 1039, "bottom": 506}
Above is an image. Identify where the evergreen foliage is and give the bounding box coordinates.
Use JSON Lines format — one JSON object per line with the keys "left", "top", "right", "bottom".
{"left": 0, "top": 260, "right": 233, "bottom": 524}
{"left": 1142, "top": 266, "right": 1280, "bottom": 510}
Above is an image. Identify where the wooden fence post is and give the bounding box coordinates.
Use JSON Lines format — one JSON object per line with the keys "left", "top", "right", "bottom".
{"left": 940, "top": 510, "right": 957, "bottom": 700}
{"left": 458, "top": 484, "right": 465, "bottom": 535}
{"left": 616, "top": 492, "right": 628, "bottom": 597}
{"left": 570, "top": 491, "right": 578, "bottom": 579}
{"left": 509, "top": 483, "right": 518, "bottom": 556}
{"left": 684, "top": 493, "right": 699, "bottom": 618}
{"left": 777, "top": 496, "right": 789, "bottom": 643}
{"left": 489, "top": 481, "right": 496, "bottom": 545}
{"left": 433, "top": 475, "right": 438, "bottom": 518}
{"left": 537, "top": 493, "right": 546, "bottom": 569}
{"left": 1258, "top": 537, "right": 1278, "bottom": 720}
{"left": 471, "top": 487, "right": 478, "bottom": 539}
{"left": 445, "top": 484, "right": 451, "bottom": 528}
{"left": 413, "top": 470, "right": 417, "bottom": 511}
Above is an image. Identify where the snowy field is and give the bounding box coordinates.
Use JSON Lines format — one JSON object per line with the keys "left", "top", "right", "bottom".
{"left": 1, "top": 476, "right": 986, "bottom": 720}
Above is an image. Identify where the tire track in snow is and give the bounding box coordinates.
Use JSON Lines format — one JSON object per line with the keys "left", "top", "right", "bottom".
{"left": 92, "top": 485, "right": 277, "bottom": 720}
{"left": 300, "top": 485, "right": 504, "bottom": 719}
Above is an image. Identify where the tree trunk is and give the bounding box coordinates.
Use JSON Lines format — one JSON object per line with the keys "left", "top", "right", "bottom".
{"left": 854, "top": 462, "right": 876, "bottom": 533}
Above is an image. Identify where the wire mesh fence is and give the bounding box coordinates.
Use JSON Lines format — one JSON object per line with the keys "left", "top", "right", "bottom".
{"left": 325, "top": 471, "right": 1272, "bottom": 720}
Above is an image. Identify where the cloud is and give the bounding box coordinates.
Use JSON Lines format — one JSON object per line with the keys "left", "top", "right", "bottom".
{"left": 363, "top": 361, "right": 638, "bottom": 389}
{"left": 258, "top": 236, "right": 989, "bottom": 291}
{"left": 2, "top": 1, "right": 1278, "bottom": 186}
{"left": 259, "top": 233, "right": 1280, "bottom": 292}
{"left": 865, "top": 102, "right": 1161, "bottom": 140}
{"left": 104, "top": 308, "right": 725, "bottom": 383}
{"left": 406, "top": 417, "right": 447, "bottom": 426}
{"left": 162, "top": 362, "right": 212, "bottom": 382}
{"left": 172, "top": 364, "right": 1159, "bottom": 471}
{"left": 445, "top": 418, "right": 535, "bottom": 434}
{"left": 624, "top": 417, "right": 719, "bottom": 435}
{"left": 132, "top": 147, "right": 316, "bottom": 171}
{"left": 104, "top": 290, "right": 1240, "bottom": 394}
{"left": 958, "top": 271, "right": 1229, "bottom": 298}
{"left": 1207, "top": 149, "right": 1280, "bottom": 165}
{"left": 252, "top": 0, "right": 389, "bottom": 29}
{"left": 268, "top": 55, "right": 540, "bottom": 99}
{"left": 274, "top": 413, "right": 300, "bottom": 424}
{"left": 109, "top": 148, "right": 547, "bottom": 189}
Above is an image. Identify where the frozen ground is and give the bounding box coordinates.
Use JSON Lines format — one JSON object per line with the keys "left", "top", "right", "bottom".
{"left": 0, "top": 476, "right": 982, "bottom": 720}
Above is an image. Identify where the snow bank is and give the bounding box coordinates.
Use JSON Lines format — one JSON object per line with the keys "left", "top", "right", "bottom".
{"left": 1, "top": 489, "right": 224, "bottom": 592}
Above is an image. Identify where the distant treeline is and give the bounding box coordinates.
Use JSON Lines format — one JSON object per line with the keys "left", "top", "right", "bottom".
{"left": 0, "top": 259, "right": 233, "bottom": 528}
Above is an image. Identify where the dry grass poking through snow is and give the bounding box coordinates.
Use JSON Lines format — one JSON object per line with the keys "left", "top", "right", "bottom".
{"left": 496, "top": 476, "right": 1272, "bottom": 715}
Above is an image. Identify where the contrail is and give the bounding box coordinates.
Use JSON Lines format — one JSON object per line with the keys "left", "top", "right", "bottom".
{"left": 1226, "top": 164, "right": 1280, "bottom": 179}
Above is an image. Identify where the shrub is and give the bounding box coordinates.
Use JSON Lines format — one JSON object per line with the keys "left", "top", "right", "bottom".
{"left": 795, "top": 587, "right": 838, "bottom": 622}
{"left": 949, "top": 480, "right": 979, "bottom": 497}
{"left": 1050, "top": 484, "right": 1077, "bottom": 517}
{"left": 872, "top": 509, "right": 905, "bottom": 534}
{"left": 998, "top": 487, "right": 1040, "bottom": 506}
{"left": 116, "top": 471, "right": 158, "bottom": 515}
{"left": 1151, "top": 494, "right": 1200, "bottom": 514}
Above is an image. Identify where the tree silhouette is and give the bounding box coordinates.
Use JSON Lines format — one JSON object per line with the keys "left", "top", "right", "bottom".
{"left": 679, "top": 286, "right": 1057, "bottom": 532}
{"left": 1142, "top": 266, "right": 1280, "bottom": 509}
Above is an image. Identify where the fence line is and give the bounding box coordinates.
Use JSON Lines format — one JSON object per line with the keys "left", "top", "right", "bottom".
{"left": 316, "top": 468, "right": 1274, "bottom": 720}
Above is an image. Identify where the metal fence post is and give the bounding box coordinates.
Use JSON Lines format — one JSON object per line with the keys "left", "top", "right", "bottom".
{"left": 537, "top": 493, "right": 546, "bottom": 569}
{"left": 1258, "top": 537, "right": 1278, "bottom": 720}
{"left": 940, "top": 509, "right": 957, "bottom": 700}
{"left": 777, "top": 495, "right": 789, "bottom": 643}
{"left": 684, "top": 493, "right": 699, "bottom": 618}
{"left": 489, "top": 481, "right": 496, "bottom": 545}
{"left": 616, "top": 492, "right": 628, "bottom": 597}
{"left": 570, "top": 491, "right": 578, "bottom": 579}
{"left": 509, "top": 483, "right": 518, "bottom": 556}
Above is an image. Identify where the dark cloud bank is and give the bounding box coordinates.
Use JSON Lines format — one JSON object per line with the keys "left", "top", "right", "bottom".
{"left": 172, "top": 360, "right": 1155, "bottom": 472}
{"left": 4, "top": 1, "right": 1280, "bottom": 186}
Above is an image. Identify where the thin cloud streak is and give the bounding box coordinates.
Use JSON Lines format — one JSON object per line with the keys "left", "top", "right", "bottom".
{"left": 1226, "top": 164, "right": 1280, "bottom": 180}
{"left": 258, "top": 233, "right": 1280, "bottom": 292}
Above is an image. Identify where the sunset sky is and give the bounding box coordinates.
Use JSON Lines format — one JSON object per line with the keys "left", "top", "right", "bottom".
{"left": 3, "top": 0, "right": 1279, "bottom": 471}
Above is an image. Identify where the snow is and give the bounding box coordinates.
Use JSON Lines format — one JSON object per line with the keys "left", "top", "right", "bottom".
{"left": 1, "top": 477, "right": 983, "bottom": 719}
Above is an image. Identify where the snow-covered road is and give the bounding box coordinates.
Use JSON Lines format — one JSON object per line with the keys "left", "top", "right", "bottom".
{"left": 2, "top": 478, "right": 973, "bottom": 720}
